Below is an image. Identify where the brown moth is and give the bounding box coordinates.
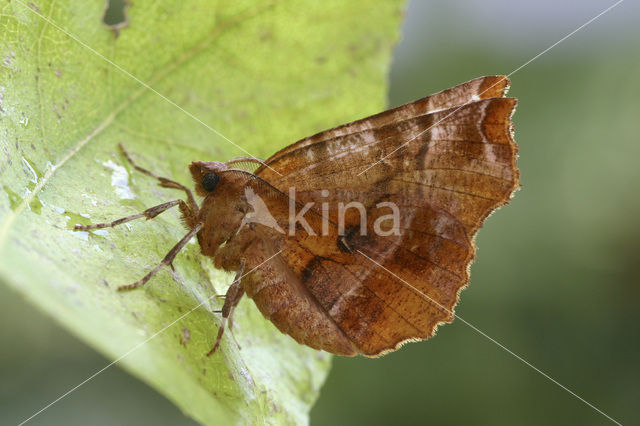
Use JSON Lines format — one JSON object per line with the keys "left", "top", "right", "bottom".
{"left": 76, "top": 76, "right": 519, "bottom": 357}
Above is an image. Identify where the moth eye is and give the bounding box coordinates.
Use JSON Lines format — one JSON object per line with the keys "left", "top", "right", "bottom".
{"left": 201, "top": 173, "right": 219, "bottom": 192}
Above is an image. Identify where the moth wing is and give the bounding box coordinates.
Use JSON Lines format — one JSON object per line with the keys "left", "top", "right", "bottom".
{"left": 261, "top": 75, "right": 510, "bottom": 166}
{"left": 244, "top": 77, "right": 518, "bottom": 356}
{"left": 237, "top": 183, "right": 473, "bottom": 356}
{"left": 257, "top": 87, "right": 518, "bottom": 237}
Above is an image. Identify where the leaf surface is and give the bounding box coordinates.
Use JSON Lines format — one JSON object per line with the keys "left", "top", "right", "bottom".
{"left": 0, "top": 0, "right": 404, "bottom": 423}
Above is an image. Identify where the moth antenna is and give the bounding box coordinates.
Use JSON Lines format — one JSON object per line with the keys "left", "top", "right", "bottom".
{"left": 225, "top": 156, "right": 266, "bottom": 172}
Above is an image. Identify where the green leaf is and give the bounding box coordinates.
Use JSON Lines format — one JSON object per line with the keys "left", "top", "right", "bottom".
{"left": 0, "top": 0, "right": 404, "bottom": 424}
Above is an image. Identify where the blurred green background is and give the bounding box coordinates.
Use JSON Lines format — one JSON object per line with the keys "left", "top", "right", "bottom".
{"left": 1, "top": 1, "right": 638, "bottom": 425}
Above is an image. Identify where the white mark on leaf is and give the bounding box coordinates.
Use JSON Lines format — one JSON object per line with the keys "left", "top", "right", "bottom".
{"left": 103, "top": 160, "right": 135, "bottom": 199}
{"left": 21, "top": 157, "right": 38, "bottom": 183}
{"left": 70, "top": 230, "right": 89, "bottom": 241}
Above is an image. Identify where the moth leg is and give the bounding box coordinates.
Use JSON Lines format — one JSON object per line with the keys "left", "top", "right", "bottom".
{"left": 74, "top": 200, "right": 186, "bottom": 231}
{"left": 226, "top": 276, "right": 246, "bottom": 333}
{"left": 208, "top": 259, "right": 246, "bottom": 356}
{"left": 119, "top": 143, "right": 198, "bottom": 214}
{"left": 117, "top": 223, "right": 203, "bottom": 291}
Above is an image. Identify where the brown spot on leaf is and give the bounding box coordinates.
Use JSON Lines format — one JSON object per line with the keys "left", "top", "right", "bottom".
{"left": 179, "top": 327, "right": 191, "bottom": 346}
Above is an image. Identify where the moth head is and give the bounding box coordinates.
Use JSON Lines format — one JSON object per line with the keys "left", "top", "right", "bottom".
{"left": 189, "top": 161, "right": 228, "bottom": 196}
